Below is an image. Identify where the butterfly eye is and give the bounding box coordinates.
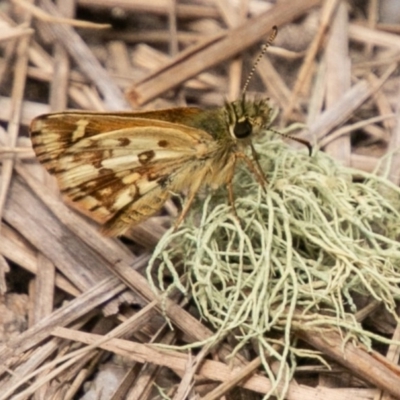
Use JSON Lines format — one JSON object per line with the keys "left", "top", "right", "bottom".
{"left": 234, "top": 118, "right": 252, "bottom": 138}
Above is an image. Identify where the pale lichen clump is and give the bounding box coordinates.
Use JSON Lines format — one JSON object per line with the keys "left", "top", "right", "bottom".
{"left": 147, "top": 134, "right": 400, "bottom": 398}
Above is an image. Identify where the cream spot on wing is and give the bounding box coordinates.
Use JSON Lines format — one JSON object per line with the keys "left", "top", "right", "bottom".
{"left": 112, "top": 187, "right": 135, "bottom": 210}
{"left": 102, "top": 139, "right": 122, "bottom": 147}
{"left": 32, "top": 119, "right": 44, "bottom": 131}
{"left": 85, "top": 181, "right": 98, "bottom": 189}
{"left": 79, "top": 195, "right": 99, "bottom": 210}
{"left": 122, "top": 172, "right": 141, "bottom": 185}
{"left": 95, "top": 208, "right": 111, "bottom": 219}
{"left": 61, "top": 164, "right": 99, "bottom": 185}
{"left": 78, "top": 196, "right": 111, "bottom": 220}
{"left": 137, "top": 179, "right": 158, "bottom": 194}
{"left": 41, "top": 130, "right": 62, "bottom": 145}
{"left": 99, "top": 187, "right": 113, "bottom": 197}
{"left": 101, "top": 155, "right": 139, "bottom": 168}
{"left": 103, "top": 149, "right": 112, "bottom": 159}
{"left": 72, "top": 120, "right": 89, "bottom": 142}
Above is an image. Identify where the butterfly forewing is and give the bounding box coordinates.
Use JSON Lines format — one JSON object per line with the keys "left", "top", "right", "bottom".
{"left": 30, "top": 112, "right": 216, "bottom": 235}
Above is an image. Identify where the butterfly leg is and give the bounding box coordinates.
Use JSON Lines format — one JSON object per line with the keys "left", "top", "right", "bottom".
{"left": 226, "top": 158, "right": 238, "bottom": 219}
{"left": 173, "top": 173, "right": 206, "bottom": 230}
{"left": 235, "top": 149, "right": 268, "bottom": 190}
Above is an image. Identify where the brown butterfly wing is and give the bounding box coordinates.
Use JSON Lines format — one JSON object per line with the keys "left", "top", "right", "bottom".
{"left": 30, "top": 112, "right": 215, "bottom": 235}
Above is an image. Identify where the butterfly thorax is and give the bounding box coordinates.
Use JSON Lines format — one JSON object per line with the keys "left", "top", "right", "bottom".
{"left": 127, "top": 96, "right": 272, "bottom": 151}
{"left": 167, "top": 97, "right": 273, "bottom": 191}
{"left": 189, "top": 96, "right": 272, "bottom": 149}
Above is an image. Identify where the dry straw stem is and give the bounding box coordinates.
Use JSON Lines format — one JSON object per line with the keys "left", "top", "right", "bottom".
{"left": 149, "top": 135, "right": 400, "bottom": 399}
{"left": 12, "top": 0, "right": 111, "bottom": 29}
{"left": 0, "top": 22, "right": 33, "bottom": 43}
{"left": 78, "top": 0, "right": 221, "bottom": 18}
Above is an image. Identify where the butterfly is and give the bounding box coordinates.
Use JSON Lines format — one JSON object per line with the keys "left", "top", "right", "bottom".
{"left": 30, "top": 26, "right": 311, "bottom": 237}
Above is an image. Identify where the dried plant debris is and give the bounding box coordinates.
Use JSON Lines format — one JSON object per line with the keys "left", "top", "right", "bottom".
{"left": 1, "top": 0, "right": 400, "bottom": 399}
{"left": 149, "top": 135, "right": 400, "bottom": 397}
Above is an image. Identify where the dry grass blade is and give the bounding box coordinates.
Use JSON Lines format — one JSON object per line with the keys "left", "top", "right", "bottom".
{"left": 13, "top": 0, "right": 111, "bottom": 29}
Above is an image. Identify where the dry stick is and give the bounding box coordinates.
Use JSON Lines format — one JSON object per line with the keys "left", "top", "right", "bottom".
{"left": 52, "top": 327, "right": 379, "bottom": 400}
{"left": 2, "top": 337, "right": 66, "bottom": 394}
{"left": 214, "top": 0, "right": 248, "bottom": 102}
{"left": 129, "top": 0, "right": 322, "bottom": 105}
{"left": 2, "top": 300, "right": 158, "bottom": 400}
{"left": 365, "top": 0, "right": 379, "bottom": 57}
{"left": 0, "top": 13, "right": 31, "bottom": 232}
{"left": 0, "top": 254, "right": 9, "bottom": 294}
{"left": 257, "top": 56, "right": 292, "bottom": 111}
{"left": 29, "top": 255, "right": 55, "bottom": 325}
{"left": 118, "top": 326, "right": 176, "bottom": 399}
{"left": 296, "top": 328, "right": 400, "bottom": 400}
{"left": 0, "top": 31, "right": 16, "bottom": 88}
{"left": 38, "top": 0, "right": 127, "bottom": 110}
{"left": 3, "top": 171, "right": 126, "bottom": 301}
{"left": 282, "top": 0, "right": 340, "bottom": 122}
{"left": 0, "top": 24, "right": 33, "bottom": 43}
{"left": 174, "top": 344, "right": 212, "bottom": 400}
{"left": 202, "top": 356, "right": 262, "bottom": 400}
{"left": 3, "top": 348, "right": 95, "bottom": 400}
{"left": 373, "top": 321, "right": 400, "bottom": 400}
{"left": 12, "top": 0, "right": 110, "bottom": 29}
{"left": 107, "top": 41, "right": 133, "bottom": 78}
{"left": 0, "top": 147, "right": 33, "bottom": 157}
{"left": 102, "top": 29, "right": 202, "bottom": 46}
{"left": 49, "top": 0, "right": 73, "bottom": 112}
{"left": 50, "top": 328, "right": 283, "bottom": 397}
{"left": 350, "top": 153, "right": 380, "bottom": 173}
{"left": 77, "top": 0, "right": 220, "bottom": 19}
{"left": 168, "top": 0, "right": 178, "bottom": 57}
{"left": 0, "top": 225, "right": 80, "bottom": 296}
{"left": 110, "top": 367, "right": 142, "bottom": 400}
{"left": 307, "top": 54, "right": 326, "bottom": 126}
{"left": 63, "top": 351, "right": 103, "bottom": 400}
{"left": 380, "top": 94, "right": 400, "bottom": 186}
{"left": 368, "top": 72, "right": 396, "bottom": 131}
{"left": 0, "top": 276, "right": 126, "bottom": 376}
{"left": 349, "top": 23, "right": 400, "bottom": 51}
{"left": 323, "top": 1, "right": 351, "bottom": 165}
{"left": 0, "top": 96, "right": 49, "bottom": 126}
{"left": 303, "top": 63, "right": 396, "bottom": 143}
{"left": 318, "top": 114, "right": 395, "bottom": 149}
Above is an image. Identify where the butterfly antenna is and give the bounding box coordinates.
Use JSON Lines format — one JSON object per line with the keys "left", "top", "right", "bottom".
{"left": 270, "top": 128, "right": 312, "bottom": 156}
{"left": 242, "top": 25, "right": 278, "bottom": 96}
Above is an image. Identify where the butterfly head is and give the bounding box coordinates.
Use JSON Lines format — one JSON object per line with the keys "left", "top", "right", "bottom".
{"left": 225, "top": 96, "right": 272, "bottom": 143}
